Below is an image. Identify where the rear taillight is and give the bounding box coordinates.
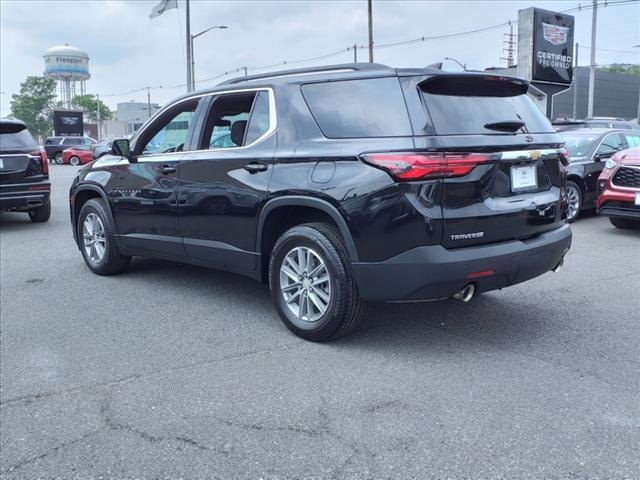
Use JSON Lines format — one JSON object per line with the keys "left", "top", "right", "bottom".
{"left": 559, "top": 147, "right": 570, "bottom": 167}
{"left": 362, "top": 152, "right": 491, "bottom": 180}
{"left": 32, "top": 149, "right": 48, "bottom": 175}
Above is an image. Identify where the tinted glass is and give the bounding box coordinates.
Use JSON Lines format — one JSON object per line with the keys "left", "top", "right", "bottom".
{"left": 244, "top": 91, "right": 270, "bottom": 145}
{"left": 45, "top": 137, "right": 61, "bottom": 145}
{"left": 562, "top": 133, "right": 599, "bottom": 157}
{"left": 0, "top": 123, "right": 37, "bottom": 150}
{"left": 301, "top": 78, "right": 412, "bottom": 138}
{"left": 422, "top": 92, "right": 554, "bottom": 135}
{"left": 63, "top": 137, "right": 83, "bottom": 145}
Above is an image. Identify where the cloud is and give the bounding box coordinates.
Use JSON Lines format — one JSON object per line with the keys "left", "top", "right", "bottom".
{"left": 1, "top": 0, "right": 638, "bottom": 117}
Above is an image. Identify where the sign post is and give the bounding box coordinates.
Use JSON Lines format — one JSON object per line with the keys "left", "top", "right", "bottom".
{"left": 518, "top": 8, "right": 575, "bottom": 118}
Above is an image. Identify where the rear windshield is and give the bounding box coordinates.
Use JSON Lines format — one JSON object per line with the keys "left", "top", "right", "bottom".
{"left": 0, "top": 123, "right": 37, "bottom": 150}
{"left": 301, "top": 77, "right": 413, "bottom": 138}
{"left": 420, "top": 77, "right": 554, "bottom": 135}
{"left": 562, "top": 133, "right": 600, "bottom": 157}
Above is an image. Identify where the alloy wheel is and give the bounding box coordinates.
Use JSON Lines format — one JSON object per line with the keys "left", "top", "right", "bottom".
{"left": 279, "top": 246, "right": 332, "bottom": 323}
{"left": 82, "top": 213, "right": 107, "bottom": 264}
{"left": 566, "top": 184, "right": 581, "bottom": 220}
{"left": 70, "top": 156, "right": 80, "bottom": 166}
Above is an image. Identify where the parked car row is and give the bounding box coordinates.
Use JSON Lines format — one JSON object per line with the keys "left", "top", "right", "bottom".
{"left": 560, "top": 128, "right": 640, "bottom": 222}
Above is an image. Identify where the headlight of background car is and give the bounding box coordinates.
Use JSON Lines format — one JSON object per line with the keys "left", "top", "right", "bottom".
{"left": 604, "top": 158, "right": 618, "bottom": 170}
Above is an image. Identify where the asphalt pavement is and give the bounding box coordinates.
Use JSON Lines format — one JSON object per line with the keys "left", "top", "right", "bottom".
{"left": 1, "top": 165, "right": 639, "bottom": 479}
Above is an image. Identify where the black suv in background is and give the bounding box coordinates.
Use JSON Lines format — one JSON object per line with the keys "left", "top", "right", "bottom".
{"left": 1, "top": 119, "right": 51, "bottom": 222}
{"left": 44, "top": 135, "right": 96, "bottom": 164}
{"left": 69, "top": 63, "right": 571, "bottom": 341}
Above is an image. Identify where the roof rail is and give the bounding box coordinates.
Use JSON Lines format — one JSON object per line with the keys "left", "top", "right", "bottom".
{"left": 218, "top": 63, "right": 392, "bottom": 86}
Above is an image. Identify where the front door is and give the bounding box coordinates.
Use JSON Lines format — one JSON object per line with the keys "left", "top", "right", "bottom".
{"left": 178, "top": 89, "right": 276, "bottom": 271}
{"left": 110, "top": 97, "right": 202, "bottom": 257}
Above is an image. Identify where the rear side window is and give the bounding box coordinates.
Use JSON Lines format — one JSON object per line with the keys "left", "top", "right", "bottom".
{"left": 301, "top": 78, "right": 412, "bottom": 138}
{"left": 0, "top": 123, "right": 37, "bottom": 150}
{"left": 624, "top": 134, "right": 640, "bottom": 148}
{"left": 419, "top": 76, "right": 554, "bottom": 135}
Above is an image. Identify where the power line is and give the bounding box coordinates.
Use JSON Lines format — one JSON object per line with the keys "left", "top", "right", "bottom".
{"left": 97, "top": 0, "right": 640, "bottom": 99}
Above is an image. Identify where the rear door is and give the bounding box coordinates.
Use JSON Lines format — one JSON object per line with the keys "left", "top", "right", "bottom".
{"left": 0, "top": 122, "right": 46, "bottom": 184}
{"left": 178, "top": 89, "right": 276, "bottom": 271}
{"left": 407, "top": 74, "right": 566, "bottom": 248}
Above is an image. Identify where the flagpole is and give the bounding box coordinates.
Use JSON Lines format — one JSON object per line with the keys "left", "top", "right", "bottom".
{"left": 186, "top": 0, "right": 192, "bottom": 92}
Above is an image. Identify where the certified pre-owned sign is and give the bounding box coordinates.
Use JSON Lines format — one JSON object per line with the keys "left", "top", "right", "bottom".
{"left": 532, "top": 8, "right": 575, "bottom": 85}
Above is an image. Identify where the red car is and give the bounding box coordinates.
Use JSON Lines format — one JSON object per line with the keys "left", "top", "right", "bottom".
{"left": 62, "top": 145, "right": 94, "bottom": 166}
{"left": 597, "top": 146, "right": 640, "bottom": 229}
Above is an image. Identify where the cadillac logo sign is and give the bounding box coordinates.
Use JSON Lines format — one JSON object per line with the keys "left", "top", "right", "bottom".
{"left": 518, "top": 8, "right": 575, "bottom": 86}
{"left": 542, "top": 23, "right": 569, "bottom": 46}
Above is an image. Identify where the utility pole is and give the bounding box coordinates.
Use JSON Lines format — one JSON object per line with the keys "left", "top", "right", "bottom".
{"left": 186, "top": 0, "right": 192, "bottom": 92}
{"left": 146, "top": 87, "right": 152, "bottom": 118}
{"left": 353, "top": 44, "right": 358, "bottom": 63}
{"left": 367, "top": 0, "right": 373, "bottom": 63}
{"left": 587, "top": 0, "right": 597, "bottom": 117}
{"left": 572, "top": 43, "right": 579, "bottom": 119}
{"left": 96, "top": 93, "right": 101, "bottom": 141}
{"left": 501, "top": 22, "right": 516, "bottom": 67}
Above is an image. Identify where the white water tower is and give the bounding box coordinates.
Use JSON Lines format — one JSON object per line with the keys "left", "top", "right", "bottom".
{"left": 43, "top": 44, "right": 90, "bottom": 108}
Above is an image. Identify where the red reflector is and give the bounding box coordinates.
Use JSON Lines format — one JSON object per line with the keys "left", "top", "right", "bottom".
{"left": 467, "top": 269, "right": 495, "bottom": 279}
{"left": 28, "top": 185, "right": 50, "bottom": 191}
{"left": 362, "top": 152, "right": 491, "bottom": 180}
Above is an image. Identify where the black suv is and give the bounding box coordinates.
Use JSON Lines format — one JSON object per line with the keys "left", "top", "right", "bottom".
{"left": 69, "top": 63, "right": 572, "bottom": 341}
{"left": 1, "top": 119, "right": 51, "bottom": 222}
{"left": 44, "top": 135, "right": 96, "bottom": 164}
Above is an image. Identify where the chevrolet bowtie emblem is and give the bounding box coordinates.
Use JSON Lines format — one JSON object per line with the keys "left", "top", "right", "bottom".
{"left": 530, "top": 150, "right": 542, "bottom": 161}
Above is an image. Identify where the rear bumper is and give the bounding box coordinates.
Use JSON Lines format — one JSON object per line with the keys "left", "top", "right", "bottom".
{"left": 352, "top": 223, "right": 572, "bottom": 301}
{"left": 0, "top": 183, "right": 51, "bottom": 211}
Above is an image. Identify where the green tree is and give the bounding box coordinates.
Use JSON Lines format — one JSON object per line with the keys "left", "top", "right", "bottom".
{"left": 71, "top": 94, "right": 112, "bottom": 122}
{"left": 598, "top": 63, "right": 640, "bottom": 76}
{"left": 9, "top": 76, "right": 57, "bottom": 139}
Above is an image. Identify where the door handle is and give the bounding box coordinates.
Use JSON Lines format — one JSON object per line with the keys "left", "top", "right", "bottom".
{"left": 244, "top": 162, "right": 268, "bottom": 173}
{"left": 160, "top": 164, "right": 176, "bottom": 175}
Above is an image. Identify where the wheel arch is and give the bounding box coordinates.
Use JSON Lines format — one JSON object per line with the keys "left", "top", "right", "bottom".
{"left": 72, "top": 185, "right": 116, "bottom": 246}
{"left": 257, "top": 196, "right": 359, "bottom": 283}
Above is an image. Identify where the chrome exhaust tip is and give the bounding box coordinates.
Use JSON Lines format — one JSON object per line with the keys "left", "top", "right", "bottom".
{"left": 552, "top": 258, "right": 564, "bottom": 273}
{"left": 453, "top": 283, "right": 476, "bottom": 303}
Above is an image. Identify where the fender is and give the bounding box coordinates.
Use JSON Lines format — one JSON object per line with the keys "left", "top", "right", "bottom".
{"left": 257, "top": 195, "right": 359, "bottom": 261}
{"left": 71, "top": 184, "right": 117, "bottom": 245}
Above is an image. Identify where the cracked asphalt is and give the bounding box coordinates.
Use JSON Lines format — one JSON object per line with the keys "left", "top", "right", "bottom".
{"left": 1, "top": 165, "right": 639, "bottom": 479}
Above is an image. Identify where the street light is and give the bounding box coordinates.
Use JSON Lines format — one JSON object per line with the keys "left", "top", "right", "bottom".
{"left": 444, "top": 57, "right": 466, "bottom": 70}
{"left": 190, "top": 25, "right": 228, "bottom": 90}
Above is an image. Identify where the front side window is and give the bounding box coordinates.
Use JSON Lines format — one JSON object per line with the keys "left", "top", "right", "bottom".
{"left": 200, "top": 90, "right": 271, "bottom": 150}
{"left": 139, "top": 99, "right": 199, "bottom": 155}
{"left": 63, "top": 137, "right": 83, "bottom": 145}
{"left": 624, "top": 134, "right": 640, "bottom": 148}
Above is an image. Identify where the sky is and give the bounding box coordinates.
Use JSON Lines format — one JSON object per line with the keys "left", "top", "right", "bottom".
{"left": 1, "top": 0, "right": 638, "bottom": 117}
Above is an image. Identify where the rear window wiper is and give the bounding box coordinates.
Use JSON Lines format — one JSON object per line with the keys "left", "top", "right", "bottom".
{"left": 484, "top": 120, "right": 526, "bottom": 133}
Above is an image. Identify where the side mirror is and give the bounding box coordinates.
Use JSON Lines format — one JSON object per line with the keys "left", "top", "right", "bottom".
{"left": 111, "top": 138, "right": 131, "bottom": 158}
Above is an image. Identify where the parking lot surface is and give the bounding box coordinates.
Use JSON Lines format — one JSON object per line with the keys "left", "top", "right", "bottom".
{"left": 1, "top": 165, "right": 639, "bottom": 478}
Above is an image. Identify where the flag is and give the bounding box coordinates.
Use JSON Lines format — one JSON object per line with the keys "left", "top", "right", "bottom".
{"left": 149, "top": 0, "right": 178, "bottom": 20}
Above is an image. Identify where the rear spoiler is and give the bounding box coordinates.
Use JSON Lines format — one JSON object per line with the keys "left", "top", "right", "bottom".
{"left": 418, "top": 74, "right": 529, "bottom": 97}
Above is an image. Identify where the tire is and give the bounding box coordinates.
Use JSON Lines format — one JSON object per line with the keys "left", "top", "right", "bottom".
{"left": 269, "top": 222, "right": 365, "bottom": 342}
{"left": 566, "top": 180, "right": 582, "bottom": 223}
{"left": 610, "top": 217, "right": 640, "bottom": 229}
{"left": 54, "top": 152, "right": 63, "bottom": 164}
{"left": 77, "top": 198, "right": 130, "bottom": 275}
{"left": 69, "top": 155, "right": 81, "bottom": 166}
{"left": 28, "top": 199, "right": 51, "bottom": 223}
